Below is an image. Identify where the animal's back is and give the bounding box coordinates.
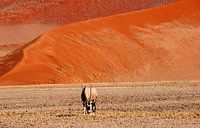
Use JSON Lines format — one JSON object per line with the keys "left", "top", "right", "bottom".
{"left": 84, "top": 87, "right": 97, "bottom": 101}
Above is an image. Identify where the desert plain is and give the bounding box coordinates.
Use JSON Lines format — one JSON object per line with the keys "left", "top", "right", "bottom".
{"left": 0, "top": 81, "right": 199, "bottom": 128}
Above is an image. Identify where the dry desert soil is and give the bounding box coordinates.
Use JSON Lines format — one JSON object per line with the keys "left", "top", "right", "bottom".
{"left": 0, "top": 81, "right": 199, "bottom": 128}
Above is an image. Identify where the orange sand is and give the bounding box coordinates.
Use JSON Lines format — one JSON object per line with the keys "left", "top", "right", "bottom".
{"left": 0, "top": 0, "right": 199, "bottom": 85}
{"left": 0, "top": 0, "right": 177, "bottom": 56}
{"left": 0, "top": 0, "right": 177, "bottom": 25}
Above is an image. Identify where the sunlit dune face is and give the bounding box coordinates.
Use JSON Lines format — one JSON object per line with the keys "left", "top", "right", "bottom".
{"left": 0, "top": 0, "right": 200, "bottom": 85}
{"left": 0, "top": 0, "right": 177, "bottom": 57}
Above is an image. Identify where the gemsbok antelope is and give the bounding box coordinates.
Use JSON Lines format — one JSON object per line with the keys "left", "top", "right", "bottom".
{"left": 81, "top": 86, "right": 97, "bottom": 115}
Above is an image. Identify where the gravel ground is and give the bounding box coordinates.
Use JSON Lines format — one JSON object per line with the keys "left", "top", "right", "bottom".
{"left": 0, "top": 81, "right": 199, "bottom": 128}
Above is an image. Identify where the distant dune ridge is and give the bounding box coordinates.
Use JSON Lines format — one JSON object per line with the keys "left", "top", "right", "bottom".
{"left": 0, "top": 0, "right": 200, "bottom": 85}
{"left": 0, "top": 0, "right": 177, "bottom": 58}
{"left": 0, "top": 0, "right": 177, "bottom": 25}
{"left": 0, "top": 24, "right": 58, "bottom": 58}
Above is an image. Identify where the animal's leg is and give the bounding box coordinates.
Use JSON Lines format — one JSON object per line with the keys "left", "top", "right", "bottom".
{"left": 92, "top": 100, "right": 96, "bottom": 113}
{"left": 83, "top": 102, "right": 86, "bottom": 114}
{"left": 83, "top": 106, "right": 86, "bottom": 115}
{"left": 89, "top": 101, "right": 93, "bottom": 113}
{"left": 85, "top": 102, "right": 88, "bottom": 113}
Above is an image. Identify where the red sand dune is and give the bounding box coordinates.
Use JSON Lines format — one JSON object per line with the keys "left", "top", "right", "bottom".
{"left": 0, "top": 0, "right": 200, "bottom": 85}
{"left": 0, "top": 0, "right": 177, "bottom": 57}
{"left": 0, "top": 0, "right": 177, "bottom": 25}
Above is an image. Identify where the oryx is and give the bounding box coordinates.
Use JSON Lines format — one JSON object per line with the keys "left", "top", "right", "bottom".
{"left": 81, "top": 86, "right": 97, "bottom": 115}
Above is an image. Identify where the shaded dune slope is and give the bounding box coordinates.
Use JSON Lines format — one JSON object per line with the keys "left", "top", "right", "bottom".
{"left": 0, "top": 43, "right": 22, "bottom": 57}
{"left": 0, "top": 0, "right": 177, "bottom": 25}
{"left": 0, "top": 0, "right": 200, "bottom": 85}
